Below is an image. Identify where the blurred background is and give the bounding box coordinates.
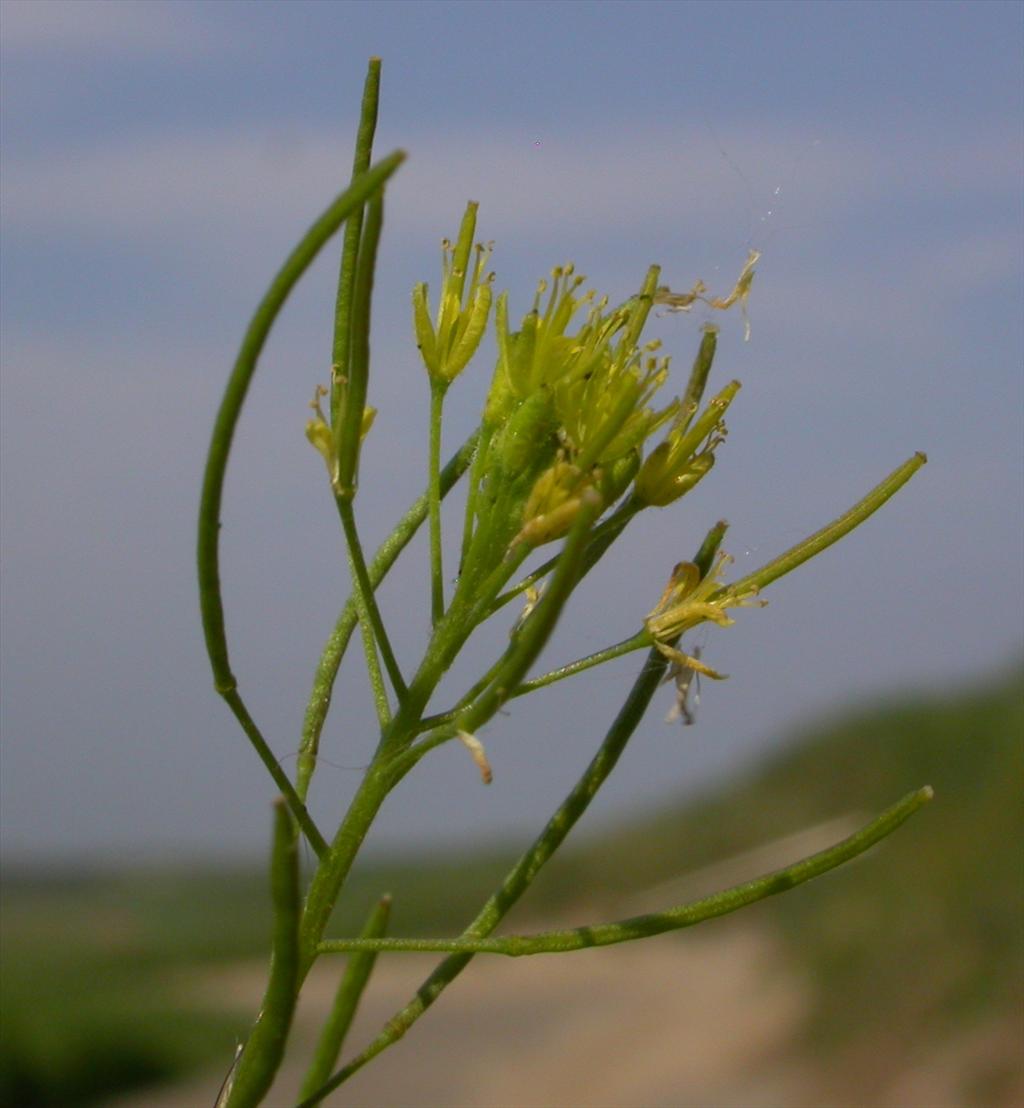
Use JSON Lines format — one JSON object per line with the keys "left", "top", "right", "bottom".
{"left": 1, "top": 1, "right": 1021, "bottom": 1105}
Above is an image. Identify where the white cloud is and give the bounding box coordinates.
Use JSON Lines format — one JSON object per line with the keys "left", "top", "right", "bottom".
{"left": 1, "top": 0, "right": 202, "bottom": 56}
{"left": 3, "top": 119, "right": 1016, "bottom": 249}
{"left": 1, "top": 117, "right": 1017, "bottom": 374}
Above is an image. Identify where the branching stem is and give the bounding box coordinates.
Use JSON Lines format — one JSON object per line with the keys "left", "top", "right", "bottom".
{"left": 318, "top": 786, "right": 933, "bottom": 957}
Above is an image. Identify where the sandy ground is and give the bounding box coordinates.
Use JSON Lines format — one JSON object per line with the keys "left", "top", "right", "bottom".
{"left": 113, "top": 920, "right": 818, "bottom": 1108}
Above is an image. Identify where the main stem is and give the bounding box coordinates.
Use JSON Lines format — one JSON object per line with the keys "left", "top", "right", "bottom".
{"left": 298, "top": 759, "right": 399, "bottom": 976}
{"left": 428, "top": 382, "right": 447, "bottom": 626}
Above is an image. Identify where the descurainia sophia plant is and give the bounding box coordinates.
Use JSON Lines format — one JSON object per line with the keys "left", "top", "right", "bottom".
{"left": 197, "top": 58, "right": 931, "bottom": 1107}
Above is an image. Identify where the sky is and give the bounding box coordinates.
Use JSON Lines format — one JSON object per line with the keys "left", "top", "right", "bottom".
{"left": 1, "top": 0, "right": 1021, "bottom": 866}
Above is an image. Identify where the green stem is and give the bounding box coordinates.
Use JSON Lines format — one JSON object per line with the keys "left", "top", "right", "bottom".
{"left": 219, "top": 801, "right": 300, "bottom": 1108}
{"left": 489, "top": 497, "right": 640, "bottom": 617}
{"left": 356, "top": 604, "right": 390, "bottom": 728}
{"left": 459, "top": 423, "right": 492, "bottom": 570}
{"left": 428, "top": 381, "right": 447, "bottom": 626}
{"left": 411, "top": 500, "right": 646, "bottom": 737}
{"left": 296, "top": 495, "right": 545, "bottom": 989}
{"left": 724, "top": 453, "right": 927, "bottom": 598}
{"left": 296, "top": 433, "right": 477, "bottom": 800}
{"left": 298, "top": 761, "right": 400, "bottom": 976}
{"left": 378, "top": 540, "right": 532, "bottom": 754}
{"left": 336, "top": 497, "right": 407, "bottom": 702}
{"left": 298, "top": 894, "right": 391, "bottom": 1102}
{"left": 318, "top": 787, "right": 932, "bottom": 958}
{"left": 453, "top": 492, "right": 603, "bottom": 737}
{"left": 416, "top": 628, "right": 650, "bottom": 736}
{"left": 222, "top": 691, "right": 327, "bottom": 858}
{"left": 513, "top": 630, "right": 650, "bottom": 696}
{"left": 297, "top": 522, "right": 729, "bottom": 1105}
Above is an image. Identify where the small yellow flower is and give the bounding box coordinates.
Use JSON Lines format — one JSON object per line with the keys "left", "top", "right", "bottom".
{"left": 644, "top": 552, "right": 765, "bottom": 677}
{"left": 634, "top": 379, "right": 739, "bottom": 507}
{"left": 413, "top": 201, "right": 494, "bottom": 384}
{"left": 305, "top": 384, "right": 374, "bottom": 483}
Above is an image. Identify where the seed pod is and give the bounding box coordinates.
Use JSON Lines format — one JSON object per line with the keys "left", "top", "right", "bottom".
{"left": 495, "top": 393, "right": 558, "bottom": 474}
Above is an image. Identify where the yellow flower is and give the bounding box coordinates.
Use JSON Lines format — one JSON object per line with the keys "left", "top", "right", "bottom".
{"left": 634, "top": 380, "right": 739, "bottom": 507}
{"left": 305, "top": 384, "right": 374, "bottom": 482}
{"left": 412, "top": 202, "right": 494, "bottom": 383}
{"left": 488, "top": 265, "right": 677, "bottom": 472}
{"left": 644, "top": 553, "right": 765, "bottom": 678}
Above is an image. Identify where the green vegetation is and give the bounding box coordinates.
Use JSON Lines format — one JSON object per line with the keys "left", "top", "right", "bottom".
{"left": 2, "top": 664, "right": 1019, "bottom": 1106}
{"left": 0, "top": 870, "right": 258, "bottom": 1108}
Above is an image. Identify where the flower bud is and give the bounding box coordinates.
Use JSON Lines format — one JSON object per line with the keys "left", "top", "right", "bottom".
{"left": 412, "top": 202, "right": 494, "bottom": 384}
{"left": 633, "top": 379, "right": 739, "bottom": 508}
{"left": 598, "top": 448, "right": 641, "bottom": 505}
{"left": 635, "top": 446, "right": 715, "bottom": 507}
{"left": 513, "top": 460, "right": 598, "bottom": 548}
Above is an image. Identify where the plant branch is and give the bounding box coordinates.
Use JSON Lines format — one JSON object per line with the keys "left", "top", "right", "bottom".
{"left": 489, "top": 496, "right": 641, "bottom": 616}
{"left": 513, "top": 629, "right": 651, "bottom": 696}
{"left": 296, "top": 433, "right": 477, "bottom": 799}
{"left": 414, "top": 628, "right": 650, "bottom": 736}
{"left": 356, "top": 605, "right": 391, "bottom": 728}
{"left": 222, "top": 691, "right": 327, "bottom": 858}
{"left": 428, "top": 381, "right": 447, "bottom": 625}
{"left": 724, "top": 453, "right": 927, "bottom": 598}
{"left": 298, "top": 894, "right": 391, "bottom": 1102}
{"left": 336, "top": 496, "right": 407, "bottom": 703}
{"left": 296, "top": 522, "right": 729, "bottom": 1105}
{"left": 318, "top": 786, "right": 933, "bottom": 957}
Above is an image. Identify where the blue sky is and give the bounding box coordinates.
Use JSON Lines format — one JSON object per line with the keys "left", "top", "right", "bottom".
{"left": 2, "top": 0, "right": 1021, "bottom": 863}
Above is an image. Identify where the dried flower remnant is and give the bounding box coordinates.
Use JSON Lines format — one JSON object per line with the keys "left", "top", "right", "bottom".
{"left": 664, "top": 645, "right": 703, "bottom": 725}
{"left": 654, "top": 248, "right": 760, "bottom": 340}
{"left": 458, "top": 730, "right": 493, "bottom": 785}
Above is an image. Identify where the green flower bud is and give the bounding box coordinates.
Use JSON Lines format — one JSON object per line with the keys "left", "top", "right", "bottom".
{"left": 412, "top": 282, "right": 440, "bottom": 376}
{"left": 598, "top": 448, "right": 641, "bottom": 505}
{"left": 635, "top": 446, "right": 715, "bottom": 507}
{"left": 444, "top": 280, "right": 492, "bottom": 381}
{"left": 633, "top": 379, "right": 739, "bottom": 507}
